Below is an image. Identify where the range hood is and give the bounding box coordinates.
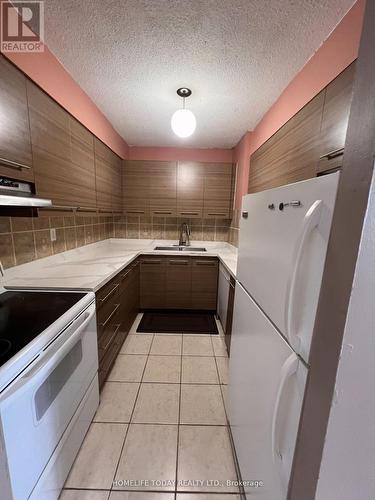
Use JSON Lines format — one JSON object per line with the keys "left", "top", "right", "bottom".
{"left": 0, "top": 177, "right": 52, "bottom": 207}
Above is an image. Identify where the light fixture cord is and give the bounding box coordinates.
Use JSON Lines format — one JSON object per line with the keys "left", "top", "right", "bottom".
{"left": 183, "top": 96, "right": 185, "bottom": 109}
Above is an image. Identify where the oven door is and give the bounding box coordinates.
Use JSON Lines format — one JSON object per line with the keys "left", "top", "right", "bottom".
{"left": 0, "top": 301, "right": 98, "bottom": 500}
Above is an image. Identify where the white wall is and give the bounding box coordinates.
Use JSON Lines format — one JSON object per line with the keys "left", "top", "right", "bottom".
{"left": 316, "top": 165, "right": 375, "bottom": 500}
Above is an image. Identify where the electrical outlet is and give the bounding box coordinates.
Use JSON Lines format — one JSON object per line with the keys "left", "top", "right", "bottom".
{"left": 50, "top": 228, "right": 57, "bottom": 242}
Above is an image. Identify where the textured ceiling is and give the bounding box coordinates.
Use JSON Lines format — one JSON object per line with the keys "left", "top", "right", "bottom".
{"left": 43, "top": 0, "right": 355, "bottom": 148}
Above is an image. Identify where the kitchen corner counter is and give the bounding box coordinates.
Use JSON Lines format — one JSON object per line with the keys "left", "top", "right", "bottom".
{"left": 1, "top": 239, "right": 238, "bottom": 292}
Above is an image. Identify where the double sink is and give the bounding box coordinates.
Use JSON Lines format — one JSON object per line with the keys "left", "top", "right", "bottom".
{"left": 154, "top": 245, "right": 207, "bottom": 252}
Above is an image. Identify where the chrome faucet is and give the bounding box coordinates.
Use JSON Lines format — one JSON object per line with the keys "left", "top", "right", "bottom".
{"left": 179, "top": 222, "right": 191, "bottom": 246}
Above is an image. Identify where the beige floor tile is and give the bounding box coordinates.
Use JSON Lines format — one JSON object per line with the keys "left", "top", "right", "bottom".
{"left": 107, "top": 355, "right": 147, "bottom": 382}
{"left": 176, "top": 494, "right": 241, "bottom": 499}
{"left": 60, "top": 491, "right": 109, "bottom": 500}
{"left": 180, "top": 385, "right": 227, "bottom": 425}
{"left": 143, "top": 355, "right": 181, "bottom": 383}
{"left": 114, "top": 424, "right": 178, "bottom": 491}
{"left": 65, "top": 423, "right": 127, "bottom": 489}
{"left": 177, "top": 426, "right": 238, "bottom": 492}
{"left": 132, "top": 383, "right": 180, "bottom": 424}
{"left": 181, "top": 356, "right": 219, "bottom": 384}
{"left": 120, "top": 334, "right": 153, "bottom": 354}
{"left": 150, "top": 335, "right": 182, "bottom": 355}
{"left": 110, "top": 493, "right": 174, "bottom": 499}
{"left": 183, "top": 337, "right": 214, "bottom": 356}
{"left": 94, "top": 382, "right": 139, "bottom": 423}
{"left": 212, "top": 337, "right": 228, "bottom": 357}
{"left": 216, "top": 357, "right": 229, "bottom": 384}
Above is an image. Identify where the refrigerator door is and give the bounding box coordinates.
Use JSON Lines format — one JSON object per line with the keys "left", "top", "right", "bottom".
{"left": 229, "top": 284, "right": 308, "bottom": 500}
{"left": 237, "top": 172, "right": 339, "bottom": 362}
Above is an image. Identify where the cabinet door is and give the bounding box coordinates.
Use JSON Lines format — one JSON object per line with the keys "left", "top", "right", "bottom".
{"left": 191, "top": 258, "right": 218, "bottom": 310}
{"left": 111, "top": 151, "right": 123, "bottom": 212}
{"left": 248, "top": 125, "right": 290, "bottom": 194}
{"left": 166, "top": 258, "right": 191, "bottom": 309}
{"left": 177, "top": 161, "right": 205, "bottom": 218}
{"left": 140, "top": 258, "right": 166, "bottom": 309}
{"left": 0, "top": 56, "right": 33, "bottom": 182}
{"left": 123, "top": 160, "right": 150, "bottom": 215}
{"left": 149, "top": 161, "right": 177, "bottom": 217}
{"left": 27, "top": 81, "right": 74, "bottom": 205}
{"left": 203, "top": 163, "right": 233, "bottom": 218}
{"left": 317, "top": 63, "right": 355, "bottom": 173}
{"left": 94, "top": 139, "right": 114, "bottom": 211}
{"left": 248, "top": 93, "right": 324, "bottom": 194}
{"left": 69, "top": 117, "right": 96, "bottom": 208}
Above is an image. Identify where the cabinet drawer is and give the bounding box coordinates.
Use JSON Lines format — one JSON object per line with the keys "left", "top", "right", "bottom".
{"left": 96, "top": 278, "right": 120, "bottom": 308}
{"left": 98, "top": 322, "right": 121, "bottom": 362}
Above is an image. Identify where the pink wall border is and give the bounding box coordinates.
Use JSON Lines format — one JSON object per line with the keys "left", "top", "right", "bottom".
{"left": 233, "top": 0, "right": 365, "bottom": 208}
{"left": 128, "top": 146, "right": 233, "bottom": 163}
{"left": 2, "top": 47, "right": 129, "bottom": 158}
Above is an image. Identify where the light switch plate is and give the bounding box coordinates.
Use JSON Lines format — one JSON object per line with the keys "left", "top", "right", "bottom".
{"left": 50, "top": 228, "right": 57, "bottom": 242}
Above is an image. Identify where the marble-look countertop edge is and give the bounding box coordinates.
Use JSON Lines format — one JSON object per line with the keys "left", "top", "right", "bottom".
{"left": 2, "top": 239, "right": 238, "bottom": 293}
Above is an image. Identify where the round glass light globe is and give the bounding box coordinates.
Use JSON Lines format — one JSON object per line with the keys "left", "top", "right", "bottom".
{"left": 171, "top": 109, "right": 196, "bottom": 138}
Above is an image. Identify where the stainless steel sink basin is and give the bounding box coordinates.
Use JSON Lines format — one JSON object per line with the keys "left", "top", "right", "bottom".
{"left": 154, "top": 246, "right": 207, "bottom": 252}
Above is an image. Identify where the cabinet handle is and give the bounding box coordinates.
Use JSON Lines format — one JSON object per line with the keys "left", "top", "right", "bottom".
{"left": 142, "top": 260, "right": 162, "bottom": 264}
{"left": 127, "top": 210, "right": 145, "bottom": 214}
{"left": 195, "top": 260, "right": 217, "bottom": 266}
{"left": 121, "top": 268, "right": 132, "bottom": 279}
{"left": 169, "top": 259, "right": 189, "bottom": 265}
{"left": 0, "top": 156, "right": 32, "bottom": 170}
{"left": 100, "top": 303, "right": 120, "bottom": 328}
{"left": 99, "top": 283, "right": 119, "bottom": 303}
{"left": 180, "top": 211, "right": 199, "bottom": 216}
{"left": 207, "top": 213, "right": 227, "bottom": 217}
{"left": 153, "top": 211, "right": 173, "bottom": 215}
{"left": 100, "top": 323, "right": 121, "bottom": 352}
{"left": 319, "top": 147, "right": 344, "bottom": 160}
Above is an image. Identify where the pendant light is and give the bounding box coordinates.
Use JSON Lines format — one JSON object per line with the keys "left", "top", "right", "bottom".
{"left": 171, "top": 87, "right": 196, "bottom": 138}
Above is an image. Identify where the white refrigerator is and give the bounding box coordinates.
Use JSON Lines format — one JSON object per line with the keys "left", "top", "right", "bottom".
{"left": 228, "top": 172, "right": 340, "bottom": 499}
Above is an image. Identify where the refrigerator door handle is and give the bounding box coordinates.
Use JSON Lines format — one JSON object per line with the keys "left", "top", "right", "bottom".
{"left": 285, "top": 200, "right": 323, "bottom": 347}
{"left": 271, "top": 353, "right": 299, "bottom": 465}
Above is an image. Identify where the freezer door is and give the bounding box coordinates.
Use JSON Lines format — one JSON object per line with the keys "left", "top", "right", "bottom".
{"left": 237, "top": 172, "right": 339, "bottom": 362}
{"left": 228, "top": 284, "right": 308, "bottom": 500}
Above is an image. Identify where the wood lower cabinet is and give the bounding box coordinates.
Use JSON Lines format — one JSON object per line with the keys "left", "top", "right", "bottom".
{"left": 96, "top": 259, "right": 140, "bottom": 389}
{"left": 0, "top": 56, "right": 33, "bottom": 182}
{"left": 191, "top": 258, "right": 219, "bottom": 310}
{"left": 140, "top": 256, "right": 218, "bottom": 311}
{"left": 140, "top": 257, "right": 167, "bottom": 309}
{"left": 166, "top": 258, "right": 192, "bottom": 309}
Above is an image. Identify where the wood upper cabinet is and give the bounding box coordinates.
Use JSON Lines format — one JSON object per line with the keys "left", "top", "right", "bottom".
{"left": 248, "top": 63, "right": 356, "bottom": 194}
{"left": 28, "top": 81, "right": 98, "bottom": 207}
{"left": 177, "top": 161, "right": 205, "bottom": 218}
{"left": 248, "top": 92, "right": 324, "bottom": 194}
{"left": 69, "top": 117, "right": 97, "bottom": 208}
{"left": 0, "top": 56, "right": 33, "bottom": 182}
{"left": 95, "top": 138, "right": 122, "bottom": 211}
{"left": 317, "top": 63, "right": 355, "bottom": 173}
{"left": 203, "top": 163, "right": 233, "bottom": 218}
{"left": 123, "top": 160, "right": 176, "bottom": 216}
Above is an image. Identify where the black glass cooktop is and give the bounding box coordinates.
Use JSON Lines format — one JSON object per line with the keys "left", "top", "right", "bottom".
{"left": 0, "top": 291, "right": 86, "bottom": 368}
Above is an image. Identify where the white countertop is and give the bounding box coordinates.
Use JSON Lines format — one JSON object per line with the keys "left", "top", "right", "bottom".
{"left": 1, "top": 239, "right": 238, "bottom": 292}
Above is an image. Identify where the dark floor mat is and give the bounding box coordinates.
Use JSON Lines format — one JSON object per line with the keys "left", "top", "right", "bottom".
{"left": 137, "top": 310, "right": 219, "bottom": 334}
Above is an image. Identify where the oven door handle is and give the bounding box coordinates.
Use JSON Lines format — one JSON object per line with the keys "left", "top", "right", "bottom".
{"left": 0, "top": 303, "right": 96, "bottom": 402}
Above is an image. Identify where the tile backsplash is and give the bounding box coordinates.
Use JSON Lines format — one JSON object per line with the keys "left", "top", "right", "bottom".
{"left": 228, "top": 208, "right": 240, "bottom": 248}
{"left": 113, "top": 216, "right": 231, "bottom": 243}
{"left": 0, "top": 211, "right": 115, "bottom": 269}
{"left": 0, "top": 211, "right": 237, "bottom": 270}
